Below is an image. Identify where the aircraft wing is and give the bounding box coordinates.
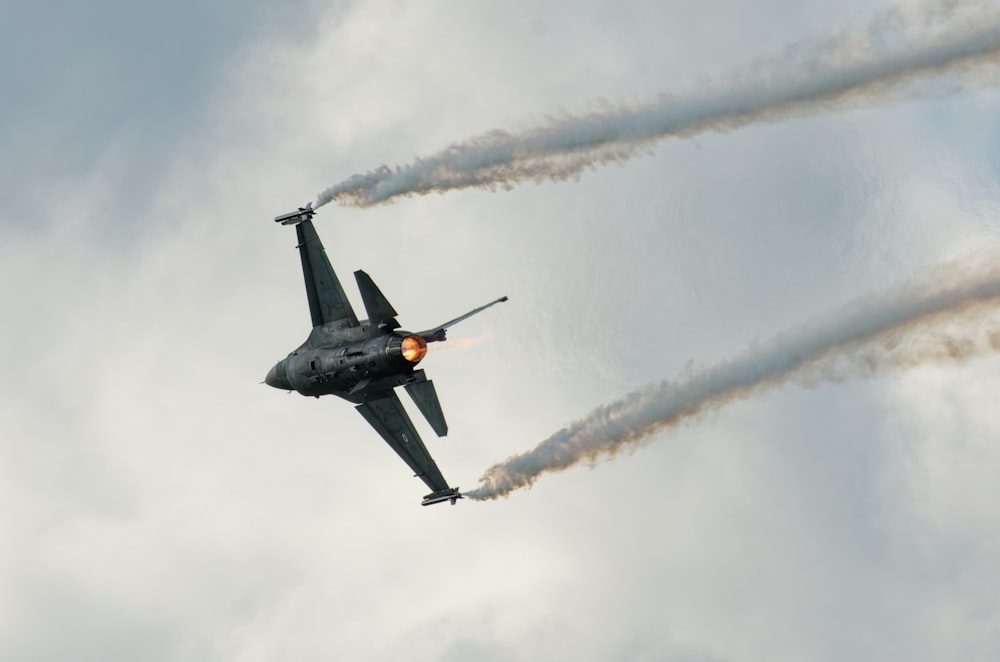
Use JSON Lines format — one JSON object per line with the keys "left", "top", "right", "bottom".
{"left": 355, "top": 390, "right": 457, "bottom": 498}
{"left": 294, "top": 219, "right": 360, "bottom": 329}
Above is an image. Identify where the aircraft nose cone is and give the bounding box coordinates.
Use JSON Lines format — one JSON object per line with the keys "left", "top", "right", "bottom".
{"left": 265, "top": 362, "right": 291, "bottom": 390}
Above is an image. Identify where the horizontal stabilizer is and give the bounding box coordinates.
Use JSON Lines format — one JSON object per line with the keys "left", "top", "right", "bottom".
{"left": 421, "top": 487, "right": 462, "bottom": 506}
{"left": 416, "top": 296, "right": 508, "bottom": 342}
{"left": 355, "top": 270, "right": 400, "bottom": 329}
{"left": 405, "top": 379, "right": 448, "bottom": 437}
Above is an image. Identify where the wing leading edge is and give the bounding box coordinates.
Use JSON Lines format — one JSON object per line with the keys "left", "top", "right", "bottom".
{"left": 295, "top": 219, "right": 359, "bottom": 329}
{"left": 355, "top": 391, "right": 461, "bottom": 505}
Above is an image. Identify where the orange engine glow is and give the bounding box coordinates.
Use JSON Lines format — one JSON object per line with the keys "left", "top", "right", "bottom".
{"left": 401, "top": 335, "right": 428, "bottom": 363}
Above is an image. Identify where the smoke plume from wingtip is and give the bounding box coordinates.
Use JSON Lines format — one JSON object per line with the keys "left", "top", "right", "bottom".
{"left": 315, "top": 2, "right": 1000, "bottom": 209}
{"left": 464, "top": 251, "right": 1000, "bottom": 501}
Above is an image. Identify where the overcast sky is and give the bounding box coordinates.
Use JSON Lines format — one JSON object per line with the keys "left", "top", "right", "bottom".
{"left": 2, "top": 1, "right": 999, "bottom": 660}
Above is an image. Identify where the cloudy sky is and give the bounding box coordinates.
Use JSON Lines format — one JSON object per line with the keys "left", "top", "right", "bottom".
{"left": 2, "top": 0, "right": 999, "bottom": 660}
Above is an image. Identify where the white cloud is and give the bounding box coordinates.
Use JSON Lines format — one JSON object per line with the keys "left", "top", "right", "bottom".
{"left": 2, "top": 0, "right": 999, "bottom": 659}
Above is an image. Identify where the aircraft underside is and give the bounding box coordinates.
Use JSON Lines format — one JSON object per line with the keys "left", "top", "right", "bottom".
{"left": 264, "top": 203, "right": 506, "bottom": 505}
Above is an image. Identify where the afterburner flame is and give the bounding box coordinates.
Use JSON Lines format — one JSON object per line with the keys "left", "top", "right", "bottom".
{"left": 401, "top": 335, "right": 428, "bottom": 363}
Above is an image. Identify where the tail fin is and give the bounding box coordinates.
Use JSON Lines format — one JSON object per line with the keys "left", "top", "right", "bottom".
{"left": 354, "top": 270, "right": 400, "bottom": 330}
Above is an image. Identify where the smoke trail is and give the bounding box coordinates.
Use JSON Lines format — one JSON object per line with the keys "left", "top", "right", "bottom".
{"left": 316, "top": 2, "right": 1000, "bottom": 208}
{"left": 466, "top": 253, "right": 1000, "bottom": 500}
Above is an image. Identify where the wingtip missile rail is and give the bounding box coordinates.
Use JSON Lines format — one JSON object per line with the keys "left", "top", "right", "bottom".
{"left": 274, "top": 202, "right": 315, "bottom": 225}
{"left": 421, "top": 487, "right": 463, "bottom": 506}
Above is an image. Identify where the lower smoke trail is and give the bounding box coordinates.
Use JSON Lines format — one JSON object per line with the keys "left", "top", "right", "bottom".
{"left": 317, "top": 2, "right": 1000, "bottom": 208}
{"left": 466, "top": 253, "right": 1000, "bottom": 500}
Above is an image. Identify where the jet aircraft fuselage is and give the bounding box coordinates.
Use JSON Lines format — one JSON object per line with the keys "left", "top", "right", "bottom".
{"left": 265, "top": 323, "right": 429, "bottom": 400}
{"left": 264, "top": 203, "right": 507, "bottom": 506}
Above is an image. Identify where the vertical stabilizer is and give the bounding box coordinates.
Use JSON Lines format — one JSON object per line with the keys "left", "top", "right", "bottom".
{"left": 355, "top": 270, "right": 400, "bottom": 329}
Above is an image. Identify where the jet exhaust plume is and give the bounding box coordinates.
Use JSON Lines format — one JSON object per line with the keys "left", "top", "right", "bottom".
{"left": 465, "top": 252, "right": 1000, "bottom": 500}
{"left": 427, "top": 333, "right": 491, "bottom": 353}
{"left": 315, "top": 2, "right": 1000, "bottom": 208}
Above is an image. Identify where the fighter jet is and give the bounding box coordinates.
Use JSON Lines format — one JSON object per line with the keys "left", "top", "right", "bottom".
{"left": 264, "top": 204, "right": 507, "bottom": 506}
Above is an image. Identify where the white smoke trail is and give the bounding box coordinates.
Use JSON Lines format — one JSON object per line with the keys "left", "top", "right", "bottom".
{"left": 465, "top": 252, "right": 1000, "bottom": 500}
{"left": 315, "top": 2, "right": 1000, "bottom": 208}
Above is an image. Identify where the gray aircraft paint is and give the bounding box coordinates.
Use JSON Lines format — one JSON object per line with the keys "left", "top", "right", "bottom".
{"left": 264, "top": 204, "right": 506, "bottom": 506}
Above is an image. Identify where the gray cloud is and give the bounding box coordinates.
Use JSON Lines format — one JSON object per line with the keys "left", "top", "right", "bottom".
{"left": 2, "top": 1, "right": 999, "bottom": 660}
{"left": 315, "top": 0, "right": 1000, "bottom": 207}
{"left": 468, "top": 253, "right": 1000, "bottom": 499}
{"left": 0, "top": 0, "right": 324, "bottom": 230}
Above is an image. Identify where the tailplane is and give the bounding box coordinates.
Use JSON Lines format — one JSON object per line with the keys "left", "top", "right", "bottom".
{"left": 405, "top": 379, "right": 448, "bottom": 437}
